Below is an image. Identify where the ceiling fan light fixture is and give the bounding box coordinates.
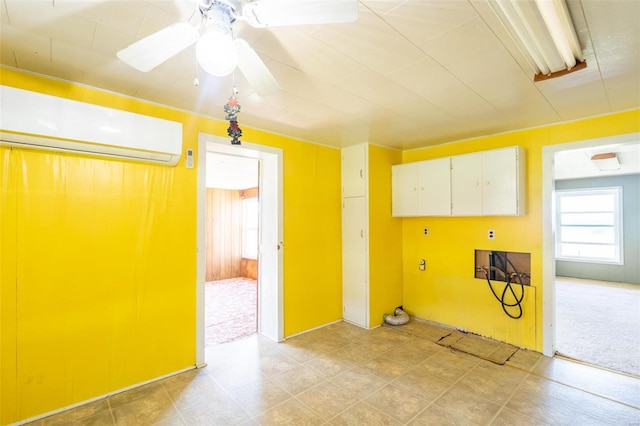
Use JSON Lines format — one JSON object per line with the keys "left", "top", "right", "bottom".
{"left": 196, "top": 29, "right": 238, "bottom": 77}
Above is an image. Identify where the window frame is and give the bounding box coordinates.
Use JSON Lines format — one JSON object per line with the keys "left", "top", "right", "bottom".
{"left": 555, "top": 186, "right": 624, "bottom": 265}
{"left": 241, "top": 197, "right": 259, "bottom": 260}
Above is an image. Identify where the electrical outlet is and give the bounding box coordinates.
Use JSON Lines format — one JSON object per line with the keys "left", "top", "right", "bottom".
{"left": 423, "top": 227, "right": 429, "bottom": 236}
{"left": 488, "top": 229, "right": 495, "bottom": 240}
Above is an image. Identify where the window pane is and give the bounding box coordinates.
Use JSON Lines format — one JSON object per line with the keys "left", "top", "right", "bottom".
{"left": 244, "top": 232, "right": 258, "bottom": 259}
{"left": 560, "top": 212, "right": 614, "bottom": 226}
{"left": 244, "top": 199, "right": 259, "bottom": 228}
{"left": 242, "top": 198, "right": 259, "bottom": 259}
{"left": 560, "top": 243, "right": 616, "bottom": 260}
{"left": 560, "top": 194, "right": 615, "bottom": 212}
{"left": 561, "top": 226, "right": 615, "bottom": 244}
{"left": 555, "top": 187, "right": 622, "bottom": 264}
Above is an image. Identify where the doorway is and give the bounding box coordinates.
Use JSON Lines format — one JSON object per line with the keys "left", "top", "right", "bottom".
{"left": 204, "top": 153, "right": 259, "bottom": 346}
{"left": 542, "top": 132, "right": 640, "bottom": 376}
{"left": 196, "top": 134, "right": 284, "bottom": 366}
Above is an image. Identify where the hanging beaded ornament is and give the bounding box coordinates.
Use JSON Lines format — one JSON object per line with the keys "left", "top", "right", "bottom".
{"left": 224, "top": 89, "right": 242, "bottom": 145}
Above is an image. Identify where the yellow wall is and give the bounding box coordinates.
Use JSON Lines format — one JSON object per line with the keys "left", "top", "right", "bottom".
{"left": 280, "top": 143, "right": 343, "bottom": 334}
{"left": 1, "top": 144, "right": 18, "bottom": 426}
{"left": 368, "top": 145, "right": 403, "bottom": 326}
{"left": 0, "top": 68, "right": 343, "bottom": 424}
{"left": 400, "top": 109, "right": 640, "bottom": 351}
{"left": 2, "top": 65, "right": 638, "bottom": 424}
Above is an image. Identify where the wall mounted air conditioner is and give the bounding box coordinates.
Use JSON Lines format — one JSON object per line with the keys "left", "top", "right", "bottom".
{"left": 0, "top": 85, "right": 182, "bottom": 166}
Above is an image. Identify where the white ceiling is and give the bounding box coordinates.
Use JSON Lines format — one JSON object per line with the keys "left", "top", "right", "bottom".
{"left": 206, "top": 152, "right": 259, "bottom": 189}
{"left": 555, "top": 142, "right": 640, "bottom": 180}
{"left": 2, "top": 0, "right": 639, "bottom": 152}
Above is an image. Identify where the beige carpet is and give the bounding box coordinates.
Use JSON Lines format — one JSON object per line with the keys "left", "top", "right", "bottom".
{"left": 556, "top": 277, "right": 640, "bottom": 377}
{"left": 205, "top": 278, "right": 257, "bottom": 346}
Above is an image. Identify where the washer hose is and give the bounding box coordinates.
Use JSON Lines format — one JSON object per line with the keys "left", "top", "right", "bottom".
{"left": 479, "top": 256, "right": 526, "bottom": 319}
{"left": 383, "top": 307, "right": 410, "bottom": 326}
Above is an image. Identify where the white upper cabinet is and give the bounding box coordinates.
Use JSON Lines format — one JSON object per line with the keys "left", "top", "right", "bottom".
{"left": 450, "top": 152, "right": 483, "bottom": 216}
{"left": 392, "top": 146, "right": 525, "bottom": 217}
{"left": 482, "top": 147, "right": 524, "bottom": 215}
{"left": 391, "top": 162, "right": 418, "bottom": 216}
{"left": 342, "top": 144, "right": 367, "bottom": 198}
{"left": 418, "top": 157, "right": 452, "bottom": 216}
{"left": 451, "top": 146, "right": 525, "bottom": 216}
{"left": 392, "top": 157, "right": 451, "bottom": 217}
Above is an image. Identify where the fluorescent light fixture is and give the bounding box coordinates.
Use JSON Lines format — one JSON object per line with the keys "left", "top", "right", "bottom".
{"left": 591, "top": 153, "right": 621, "bottom": 171}
{"left": 489, "top": 0, "right": 585, "bottom": 81}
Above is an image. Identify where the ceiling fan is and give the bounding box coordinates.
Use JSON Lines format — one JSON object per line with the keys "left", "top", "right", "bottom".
{"left": 117, "top": 0, "right": 359, "bottom": 96}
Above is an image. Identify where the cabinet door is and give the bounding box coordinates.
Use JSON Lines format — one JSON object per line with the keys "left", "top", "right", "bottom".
{"left": 342, "top": 144, "right": 367, "bottom": 198}
{"left": 417, "top": 157, "right": 451, "bottom": 216}
{"left": 482, "top": 147, "right": 520, "bottom": 215}
{"left": 451, "top": 152, "right": 482, "bottom": 216}
{"left": 342, "top": 197, "right": 368, "bottom": 327}
{"left": 391, "top": 163, "right": 418, "bottom": 217}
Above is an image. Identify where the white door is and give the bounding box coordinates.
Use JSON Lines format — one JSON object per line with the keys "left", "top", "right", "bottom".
{"left": 342, "top": 196, "right": 368, "bottom": 327}
{"left": 256, "top": 151, "right": 282, "bottom": 341}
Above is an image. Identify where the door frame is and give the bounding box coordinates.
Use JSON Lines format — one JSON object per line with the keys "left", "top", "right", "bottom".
{"left": 196, "top": 133, "right": 284, "bottom": 366}
{"left": 541, "top": 131, "right": 639, "bottom": 357}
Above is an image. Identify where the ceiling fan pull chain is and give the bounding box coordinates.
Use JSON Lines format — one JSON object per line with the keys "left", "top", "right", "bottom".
{"left": 193, "top": 55, "right": 200, "bottom": 87}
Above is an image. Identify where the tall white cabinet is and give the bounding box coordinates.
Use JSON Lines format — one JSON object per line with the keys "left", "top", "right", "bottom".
{"left": 341, "top": 144, "right": 368, "bottom": 328}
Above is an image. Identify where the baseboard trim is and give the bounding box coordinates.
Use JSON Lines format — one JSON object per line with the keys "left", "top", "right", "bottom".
{"left": 11, "top": 365, "right": 197, "bottom": 426}
{"left": 285, "top": 319, "right": 343, "bottom": 340}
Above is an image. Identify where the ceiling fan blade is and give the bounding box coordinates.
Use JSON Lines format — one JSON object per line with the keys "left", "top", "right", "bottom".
{"left": 235, "top": 39, "right": 281, "bottom": 97}
{"left": 117, "top": 23, "right": 199, "bottom": 72}
{"left": 242, "top": 0, "right": 358, "bottom": 28}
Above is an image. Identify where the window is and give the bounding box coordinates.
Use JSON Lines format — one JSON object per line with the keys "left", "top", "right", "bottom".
{"left": 242, "top": 198, "right": 259, "bottom": 259}
{"left": 555, "top": 187, "right": 623, "bottom": 264}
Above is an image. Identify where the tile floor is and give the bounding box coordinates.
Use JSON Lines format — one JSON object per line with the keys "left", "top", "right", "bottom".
{"left": 29, "top": 320, "right": 640, "bottom": 425}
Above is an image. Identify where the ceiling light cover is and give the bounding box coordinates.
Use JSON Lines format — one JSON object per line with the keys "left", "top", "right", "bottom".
{"left": 591, "top": 153, "right": 621, "bottom": 171}
{"left": 196, "top": 30, "right": 238, "bottom": 77}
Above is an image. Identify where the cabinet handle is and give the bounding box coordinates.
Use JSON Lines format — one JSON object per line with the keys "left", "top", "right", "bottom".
{"left": 360, "top": 229, "right": 364, "bottom": 238}
{"left": 486, "top": 181, "right": 490, "bottom": 186}
{"left": 475, "top": 182, "right": 480, "bottom": 187}
{"left": 359, "top": 169, "right": 363, "bottom": 178}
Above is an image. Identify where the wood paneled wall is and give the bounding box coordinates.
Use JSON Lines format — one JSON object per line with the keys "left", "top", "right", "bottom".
{"left": 241, "top": 187, "right": 259, "bottom": 199}
{"left": 205, "top": 188, "right": 243, "bottom": 281}
{"left": 241, "top": 258, "right": 258, "bottom": 280}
